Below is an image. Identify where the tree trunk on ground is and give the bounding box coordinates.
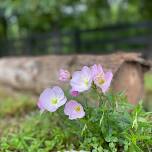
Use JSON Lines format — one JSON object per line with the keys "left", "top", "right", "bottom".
{"left": 0, "top": 52, "right": 150, "bottom": 104}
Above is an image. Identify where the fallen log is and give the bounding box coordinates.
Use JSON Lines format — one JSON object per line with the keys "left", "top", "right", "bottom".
{"left": 0, "top": 52, "right": 150, "bottom": 104}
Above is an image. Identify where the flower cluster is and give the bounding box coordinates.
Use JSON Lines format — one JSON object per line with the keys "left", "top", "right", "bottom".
{"left": 37, "top": 64, "right": 113, "bottom": 120}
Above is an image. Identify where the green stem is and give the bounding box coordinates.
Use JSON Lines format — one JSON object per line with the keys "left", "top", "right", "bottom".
{"left": 81, "top": 123, "right": 87, "bottom": 136}
{"left": 99, "top": 111, "right": 104, "bottom": 126}
{"left": 92, "top": 85, "right": 105, "bottom": 106}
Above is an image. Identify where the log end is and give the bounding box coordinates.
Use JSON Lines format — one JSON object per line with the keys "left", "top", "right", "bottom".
{"left": 112, "top": 62, "right": 144, "bottom": 104}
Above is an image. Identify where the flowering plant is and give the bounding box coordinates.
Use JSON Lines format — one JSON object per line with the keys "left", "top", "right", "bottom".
{"left": 37, "top": 64, "right": 152, "bottom": 151}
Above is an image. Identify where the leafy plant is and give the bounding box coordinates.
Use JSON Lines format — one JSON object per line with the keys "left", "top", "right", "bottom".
{"left": 0, "top": 65, "right": 152, "bottom": 152}
{"left": 78, "top": 92, "right": 152, "bottom": 151}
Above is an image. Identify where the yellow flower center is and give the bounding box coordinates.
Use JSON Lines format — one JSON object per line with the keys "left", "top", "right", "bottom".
{"left": 84, "top": 79, "right": 89, "bottom": 86}
{"left": 96, "top": 74, "right": 105, "bottom": 85}
{"left": 51, "top": 98, "right": 58, "bottom": 105}
{"left": 75, "top": 106, "right": 81, "bottom": 112}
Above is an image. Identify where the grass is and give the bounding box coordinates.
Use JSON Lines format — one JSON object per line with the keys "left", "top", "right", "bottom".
{"left": 0, "top": 96, "right": 35, "bottom": 118}
{"left": 0, "top": 112, "right": 66, "bottom": 151}
{"left": 144, "top": 72, "right": 152, "bottom": 91}
{"left": 0, "top": 89, "right": 73, "bottom": 151}
{"left": 0, "top": 73, "right": 151, "bottom": 151}
{"left": 0, "top": 90, "right": 36, "bottom": 140}
{"left": 144, "top": 72, "right": 152, "bottom": 111}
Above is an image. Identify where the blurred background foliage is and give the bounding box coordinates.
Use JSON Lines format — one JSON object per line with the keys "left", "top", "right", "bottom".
{"left": 0, "top": 0, "right": 152, "bottom": 56}
{"left": 0, "top": 0, "right": 151, "bottom": 39}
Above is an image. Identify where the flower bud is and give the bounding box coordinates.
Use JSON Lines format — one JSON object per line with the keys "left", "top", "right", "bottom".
{"left": 59, "top": 69, "right": 71, "bottom": 82}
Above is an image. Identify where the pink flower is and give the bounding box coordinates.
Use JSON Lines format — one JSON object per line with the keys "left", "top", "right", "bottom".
{"left": 37, "top": 86, "right": 67, "bottom": 112}
{"left": 91, "top": 64, "right": 113, "bottom": 93}
{"left": 59, "top": 69, "right": 71, "bottom": 82}
{"left": 64, "top": 100, "right": 85, "bottom": 120}
{"left": 70, "top": 66, "right": 92, "bottom": 92}
{"left": 70, "top": 89, "right": 79, "bottom": 97}
{"left": 37, "top": 100, "right": 45, "bottom": 113}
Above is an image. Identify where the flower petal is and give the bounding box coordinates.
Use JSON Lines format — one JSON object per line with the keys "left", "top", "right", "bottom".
{"left": 101, "top": 71, "right": 113, "bottom": 93}
{"left": 70, "top": 66, "right": 92, "bottom": 92}
{"left": 52, "top": 86, "right": 64, "bottom": 99}
{"left": 64, "top": 100, "right": 85, "bottom": 120}
{"left": 38, "top": 86, "right": 67, "bottom": 113}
